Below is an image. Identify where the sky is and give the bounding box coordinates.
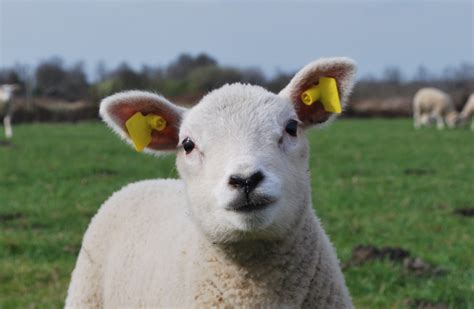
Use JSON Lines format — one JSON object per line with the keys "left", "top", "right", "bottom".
{"left": 0, "top": 0, "right": 473, "bottom": 80}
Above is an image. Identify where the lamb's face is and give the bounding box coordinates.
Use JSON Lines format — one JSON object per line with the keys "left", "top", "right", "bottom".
{"left": 446, "top": 111, "right": 459, "bottom": 128}
{"left": 99, "top": 57, "right": 356, "bottom": 243}
{"left": 176, "top": 85, "right": 311, "bottom": 241}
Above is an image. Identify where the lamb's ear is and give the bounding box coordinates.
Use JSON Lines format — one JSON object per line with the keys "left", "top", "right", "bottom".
{"left": 279, "top": 57, "right": 356, "bottom": 126}
{"left": 99, "top": 90, "right": 186, "bottom": 154}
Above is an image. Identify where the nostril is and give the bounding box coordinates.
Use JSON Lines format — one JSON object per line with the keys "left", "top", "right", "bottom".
{"left": 247, "top": 171, "right": 264, "bottom": 189}
{"left": 228, "top": 175, "right": 245, "bottom": 188}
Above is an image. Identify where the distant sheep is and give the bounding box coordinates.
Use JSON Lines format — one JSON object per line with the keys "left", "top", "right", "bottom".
{"left": 413, "top": 87, "right": 458, "bottom": 129}
{"left": 459, "top": 94, "right": 474, "bottom": 130}
{"left": 66, "top": 58, "right": 357, "bottom": 308}
{"left": 0, "top": 84, "right": 20, "bottom": 140}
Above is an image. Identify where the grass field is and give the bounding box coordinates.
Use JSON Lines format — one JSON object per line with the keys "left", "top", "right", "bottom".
{"left": 0, "top": 119, "right": 473, "bottom": 308}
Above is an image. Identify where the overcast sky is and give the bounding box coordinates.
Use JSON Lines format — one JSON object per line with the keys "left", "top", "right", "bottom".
{"left": 0, "top": 0, "right": 473, "bottom": 80}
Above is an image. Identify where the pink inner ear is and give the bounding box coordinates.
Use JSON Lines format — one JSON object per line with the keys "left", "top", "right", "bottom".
{"left": 110, "top": 100, "right": 180, "bottom": 151}
{"left": 291, "top": 66, "right": 349, "bottom": 125}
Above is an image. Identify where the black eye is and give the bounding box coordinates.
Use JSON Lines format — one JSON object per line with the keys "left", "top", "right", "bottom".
{"left": 182, "top": 137, "right": 195, "bottom": 154}
{"left": 285, "top": 119, "right": 298, "bottom": 137}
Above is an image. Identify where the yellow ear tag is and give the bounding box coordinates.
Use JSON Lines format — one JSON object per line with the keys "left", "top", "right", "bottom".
{"left": 125, "top": 112, "right": 166, "bottom": 152}
{"left": 300, "top": 77, "right": 342, "bottom": 113}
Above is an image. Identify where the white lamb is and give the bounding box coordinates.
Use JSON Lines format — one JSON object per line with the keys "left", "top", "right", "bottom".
{"left": 66, "top": 57, "right": 356, "bottom": 308}
{"left": 0, "top": 84, "right": 20, "bottom": 140}
{"left": 413, "top": 87, "right": 459, "bottom": 129}
{"left": 459, "top": 93, "right": 474, "bottom": 130}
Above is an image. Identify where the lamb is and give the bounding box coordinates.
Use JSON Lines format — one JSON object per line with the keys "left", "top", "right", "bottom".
{"left": 0, "top": 84, "right": 20, "bottom": 140}
{"left": 459, "top": 93, "right": 474, "bottom": 130}
{"left": 66, "top": 57, "right": 356, "bottom": 308}
{"left": 412, "top": 87, "right": 459, "bottom": 129}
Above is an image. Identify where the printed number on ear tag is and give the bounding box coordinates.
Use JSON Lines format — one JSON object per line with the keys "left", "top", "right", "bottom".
{"left": 301, "top": 77, "right": 342, "bottom": 113}
{"left": 125, "top": 112, "right": 166, "bottom": 152}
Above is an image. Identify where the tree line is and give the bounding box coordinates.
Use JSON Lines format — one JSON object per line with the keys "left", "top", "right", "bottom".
{"left": 1, "top": 53, "right": 473, "bottom": 106}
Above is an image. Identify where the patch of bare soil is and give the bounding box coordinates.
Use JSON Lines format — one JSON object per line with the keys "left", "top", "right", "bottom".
{"left": 345, "top": 245, "right": 409, "bottom": 266}
{"left": 0, "top": 212, "right": 25, "bottom": 222}
{"left": 454, "top": 208, "right": 474, "bottom": 217}
{"left": 92, "top": 168, "right": 118, "bottom": 176}
{"left": 0, "top": 140, "right": 14, "bottom": 147}
{"left": 403, "top": 298, "right": 448, "bottom": 309}
{"left": 345, "top": 245, "right": 445, "bottom": 276}
{"left": 403, "top": 168, "right": 436, "bottom": 176}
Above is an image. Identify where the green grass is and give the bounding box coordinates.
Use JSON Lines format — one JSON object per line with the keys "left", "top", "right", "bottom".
{"left": 0, "top": 119, "right": 473, "bottom": 308}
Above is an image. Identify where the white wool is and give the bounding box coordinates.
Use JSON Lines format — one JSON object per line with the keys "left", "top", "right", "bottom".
{"left": 459, "top": 94, "right": 474, "bottom": 130}
{"left": 412, "top": 87, "right": 458, "bottom": 130}
{"left": 0, "top": 84, "right": 19, "bottom": 140}
{"left": 66, "top": 57, "right": 357, "bottom": 308}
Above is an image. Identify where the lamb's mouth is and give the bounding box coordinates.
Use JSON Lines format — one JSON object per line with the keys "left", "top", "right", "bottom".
{"left": 226, "top": 196, "right": 277, "bottom": 212}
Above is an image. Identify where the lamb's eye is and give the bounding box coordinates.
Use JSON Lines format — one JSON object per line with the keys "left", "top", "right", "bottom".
{"left": 285, "top": 119, "right": 298, "bottom": 137}
{"left": 182, "top": 137, "right": 195, "bottom": 154}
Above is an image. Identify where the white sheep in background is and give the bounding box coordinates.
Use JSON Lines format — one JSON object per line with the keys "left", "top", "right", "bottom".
{"left": 0, "top": 84, "right": 20, "bottom": 140}
{"left": 413, "top": 87, "right": 459, "bottom": 130}
{"left": 459, "top": 93, "right": 474, "bottom": 130}
{"left": 66, "top": 57, "right": 356, "bottom": 308}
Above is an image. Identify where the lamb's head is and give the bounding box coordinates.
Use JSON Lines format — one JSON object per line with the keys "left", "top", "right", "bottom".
{"left": 100, "top": 57, "right": 356, "bottom": 243}
{"left": 446, "top": 111, "right": 460, "bottom": 128}
{"left": 0, "top": 84, "right": 21, "bottom": 101}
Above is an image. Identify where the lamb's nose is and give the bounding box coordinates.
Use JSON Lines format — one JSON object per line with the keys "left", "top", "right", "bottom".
{"left": 228, "top": 171, "right": 265, "bottom": 194}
